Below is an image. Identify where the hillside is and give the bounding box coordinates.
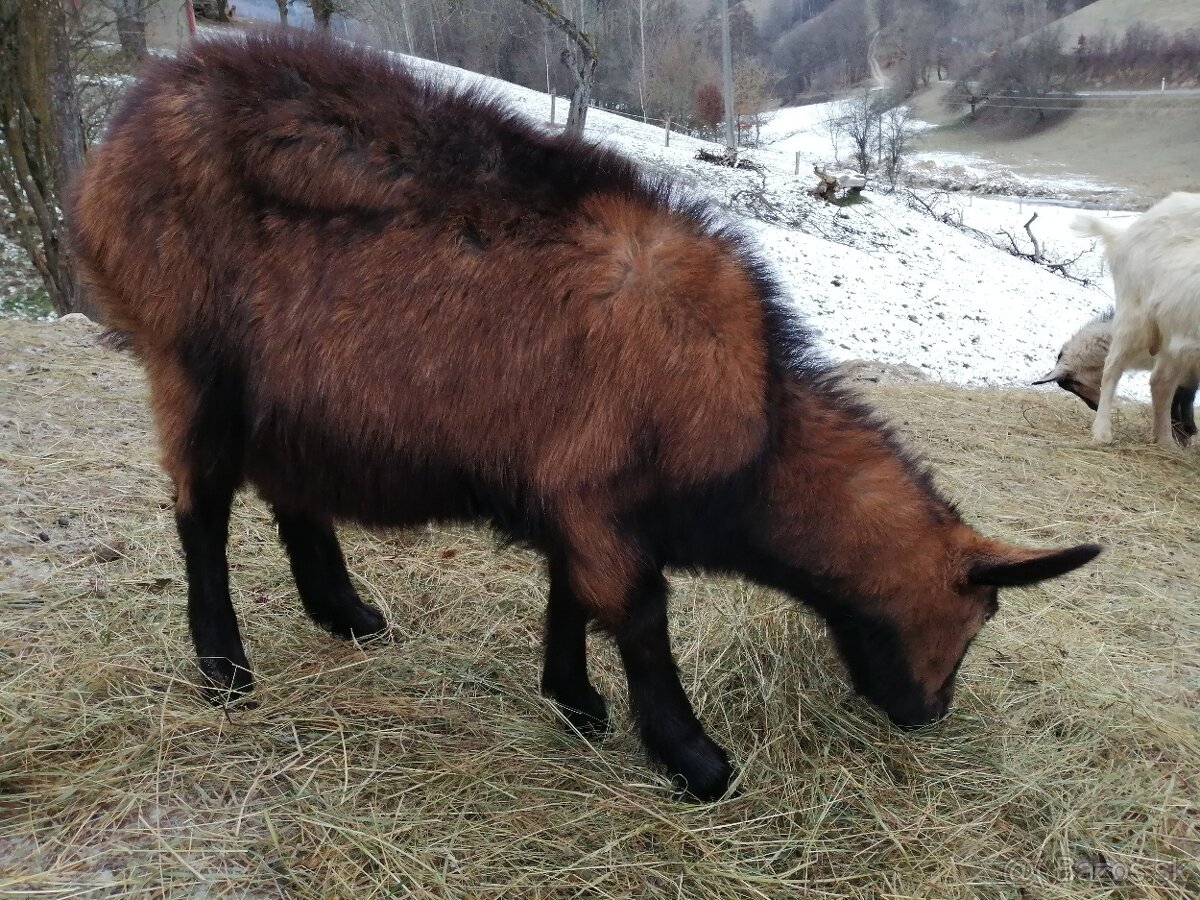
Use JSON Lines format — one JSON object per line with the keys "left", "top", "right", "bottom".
{"left": 1049, "top": 0, "right": 1200, "bottom": 43}
{"left": 393, "top": 55, "right": 1130, "bottom": 393}
{"left": 910, "top": 81, "right": 1200, "bottom": 202}
{"left": 1, "top": 44, "right": 1145, "bottom": 389}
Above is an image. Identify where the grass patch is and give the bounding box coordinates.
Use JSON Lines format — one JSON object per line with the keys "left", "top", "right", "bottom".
{"left": 0, "top": 286, "right": 52, "bottom": 319}
{"left": 1, "top": 318, "right": 1197, "bottom": 897}
{"left": 831, "top": 190, "right": 870, "bottom": 208}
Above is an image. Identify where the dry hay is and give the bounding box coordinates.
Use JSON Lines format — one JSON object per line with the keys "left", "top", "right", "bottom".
{"left": 1, "top": 317, "right": 1197, "bottom": 898}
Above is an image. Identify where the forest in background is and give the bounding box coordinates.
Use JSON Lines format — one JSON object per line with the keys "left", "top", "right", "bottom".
{"left": 3, "top": 0, "right": 1198, "bottom": 318}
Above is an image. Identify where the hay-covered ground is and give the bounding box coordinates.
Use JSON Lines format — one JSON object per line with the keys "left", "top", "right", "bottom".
{"left": 1, "top": 318, "right": 1197, "bottom": 899}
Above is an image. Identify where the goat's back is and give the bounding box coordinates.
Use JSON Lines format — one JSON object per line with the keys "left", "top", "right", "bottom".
{"left": 70, "top": 32, "right": 784, "bottom": 516}
{"left": 1106, "top": 193, "right": 1200, "bottom": 345}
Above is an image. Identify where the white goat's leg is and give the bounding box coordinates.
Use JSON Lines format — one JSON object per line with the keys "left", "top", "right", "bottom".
{"left": 1150, "top": 358, "right": 1186, "bottom": 449}
{"left": 1093, "top": 343, "right": 1138, "bottom": 444}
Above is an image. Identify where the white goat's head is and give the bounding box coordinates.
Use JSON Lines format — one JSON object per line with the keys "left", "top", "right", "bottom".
{"left": 1036, "top": 310, "right": 1198, "bottom": 443}
{"left": 1033, "top": 312, "right": 1115, "bottom": 411}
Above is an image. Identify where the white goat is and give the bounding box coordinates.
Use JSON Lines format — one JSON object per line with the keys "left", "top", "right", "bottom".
{"left": 1036, "top": 310, "right": 1198, "bottom": 445}
{"left": 1071, "top": 193, "right": 1200, "bottom": 449}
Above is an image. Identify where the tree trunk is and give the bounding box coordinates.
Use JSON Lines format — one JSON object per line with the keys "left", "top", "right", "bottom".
{"left": 637, "top": 0, "right": 646, "bottom": 120}
{"left": 513, "top": 0, "right": 597, "bottom": 134}
{"left": 563, "top": 44, "right": 596, "bottom": 133}
{"left": 275, "top": 0, "right": 288, "bottom": 25}
{"left": 308, "top": 0, "right": 333, "bottom": 29}
{"left": 114, "top": 6, "right": 148, "bottom": 59}
{"left": 398, "top": 0, "right": 413, "bottom": 52}
{"left": 719, "top": 0, "right": 736, "bottom": 163}
{"left": 0, "top": 0, "right": 94, "bottom": 317}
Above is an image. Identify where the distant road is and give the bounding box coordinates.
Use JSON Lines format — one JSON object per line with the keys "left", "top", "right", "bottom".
{"left": 868, "top": 31, "right": 889, "bottom": 90}
{"left": 1077, "top": 88, "right": 1200, "bottom": 97}
{"left": 960, "top": 82, "right": 1200, "bottom": 100}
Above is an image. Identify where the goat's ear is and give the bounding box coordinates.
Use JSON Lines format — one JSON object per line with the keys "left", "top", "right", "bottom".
{"left": 969, "top": 543, "right": 1102, "bottom": 587}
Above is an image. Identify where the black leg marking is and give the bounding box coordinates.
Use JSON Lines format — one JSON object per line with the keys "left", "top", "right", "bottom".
{"left": 615, "top": 569, "right": 734, "bottom": 802}
{"left": 179, "top": 482, "right": 253, "bottom": 702}
{"left": 540, "top": 556, "right": 608, "bottom": 738}
{"left": 275, "top": 510, "right": 388, "bottom": 641}
{"left": 1172, "top": 382, "right": 1197, "bottom": 444}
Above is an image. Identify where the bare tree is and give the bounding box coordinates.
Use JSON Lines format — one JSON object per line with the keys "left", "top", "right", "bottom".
{"left": 946, "top": 73, "right": 988, "bottom": 117}
{"left": 513, "top": 0, "right": 597, "bottom": 132}
{"left": 274, "top": 0, "right": 290, "bottom": 25}
{"left": 733, "top": 59, "right": 775, "bottom": 147}
{"left": 982, "top": 26, "right": 1078, "bottom": 124}
{"left": 0, "top": 0, "right": 94, "bottom": 316}
{"left": 645, "top": 33, "right": 714, "bottom": 130}
{"left": 898, "top": 4, "right": 937, "bottom": 93}
{"left": 837, "top": 89, "right": 882, "bottom": 175}
{"left": 98, "top": 0, "right": 155, "bottom": 59}
{"left": 309, "top": 0, "right": 338, "bottom": 29}
{"left": 695, "top": 82, "right": 723, "bottom": 132}
{"left": 879, "top": 101, "right": 916, "bottom": 189}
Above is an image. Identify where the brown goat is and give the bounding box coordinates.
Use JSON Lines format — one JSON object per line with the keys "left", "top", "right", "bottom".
{"left": 71, "top": 32, "right": 1100, "bottom": 801}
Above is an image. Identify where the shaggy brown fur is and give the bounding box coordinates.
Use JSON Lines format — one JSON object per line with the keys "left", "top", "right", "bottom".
{"left": 71, "top": 31, "right": 1099, "bottom": 801}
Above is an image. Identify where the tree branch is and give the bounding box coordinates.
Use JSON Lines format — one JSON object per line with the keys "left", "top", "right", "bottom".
{"left": 511, "top": 0, "right": 595, "bottom": 64}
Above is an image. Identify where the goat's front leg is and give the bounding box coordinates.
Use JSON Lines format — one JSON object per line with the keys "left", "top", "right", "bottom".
{"left": 553, "top": 501, "right": 733, "bottom": 801}
{"left": 1092, "top": 343, "right": 1137, "bottom": 444}
{"left": 614, "top": 568, "right": 734, "bottom": 801}
{"left": 541, "top": 554, "right": 608, "bottom": 738}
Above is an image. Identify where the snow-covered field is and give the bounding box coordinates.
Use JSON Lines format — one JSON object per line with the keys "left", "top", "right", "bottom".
{"left": 403, "top": 57, "right": 1140, "bottom": 397}
{"left": 1, "top": 49, "right": 1146, "bottom": 398}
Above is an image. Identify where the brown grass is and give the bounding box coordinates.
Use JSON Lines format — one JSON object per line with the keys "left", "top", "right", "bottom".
{"left": 1, "top": 317, "right": 1197, "bottom": 898}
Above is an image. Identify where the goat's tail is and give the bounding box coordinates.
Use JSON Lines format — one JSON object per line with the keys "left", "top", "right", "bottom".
{"left": 1072, "top": 214, "right": 1124, "bottom": 255}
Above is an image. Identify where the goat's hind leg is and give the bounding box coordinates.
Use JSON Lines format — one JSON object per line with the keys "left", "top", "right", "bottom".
{"left": 1171, "top": 379, "right": 1198, "bottom": 446}
{"left": 178, "top": 478, "right": 252, "bottom": 701}
{"left": 275, "top": 510, "right": 388, "bottom": 641}
{"left": 1151, "top": 358, "right": 1191, "bottom": 449}
{"left": 149, "top": 344, "right": 257, "bottom": 702}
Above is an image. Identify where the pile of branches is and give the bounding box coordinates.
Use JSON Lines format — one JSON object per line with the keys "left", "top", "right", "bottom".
{"left": 996, "top": 212, "right": 1093, "bottom": 286}
{"left": 695, "top": 148, "right": 765, "bottom": 173}
{"left": 905, "top": 191, "right": 1094, "bottom": 286}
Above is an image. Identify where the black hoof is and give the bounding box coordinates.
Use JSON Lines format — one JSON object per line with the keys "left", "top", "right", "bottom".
{"left": 544, "top": 682, "right": 610, "bottom": 739}
{"left": 663, "top": 733, "right": 735, "bottom": 802}
{"left": 197, "top": 656, "right": 255, "bottom": 706}
{"left": 560, "top": 691, "right": 610, "bottom": 739}
{"left": 319, "top": 601, "right": 389, "bottom": 643}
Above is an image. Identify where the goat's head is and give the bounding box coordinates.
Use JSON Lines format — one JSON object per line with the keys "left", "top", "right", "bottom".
{"left": 754, "top": 387, "right": 1102, "bottom": 730}
{"left": 817, "top": 532, "right": 1099, "bottom": 729}
{"left": 1033, "top": 313, "right": 1114, "bottom": 411}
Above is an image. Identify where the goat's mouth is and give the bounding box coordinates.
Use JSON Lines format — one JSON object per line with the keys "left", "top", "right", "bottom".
{"left": 1061, "top": 380, "right": 1100, "bottom": 411}
{"left": 877, "top": 689, "right": 952, "bottom": 730}
{"left": 1041, "top": 375, "right": 1099, "bottom": 411}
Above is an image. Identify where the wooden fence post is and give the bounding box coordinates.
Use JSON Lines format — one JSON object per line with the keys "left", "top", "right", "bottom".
{"left": 665, "top": 116, "right": 671, "bottom": 147}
